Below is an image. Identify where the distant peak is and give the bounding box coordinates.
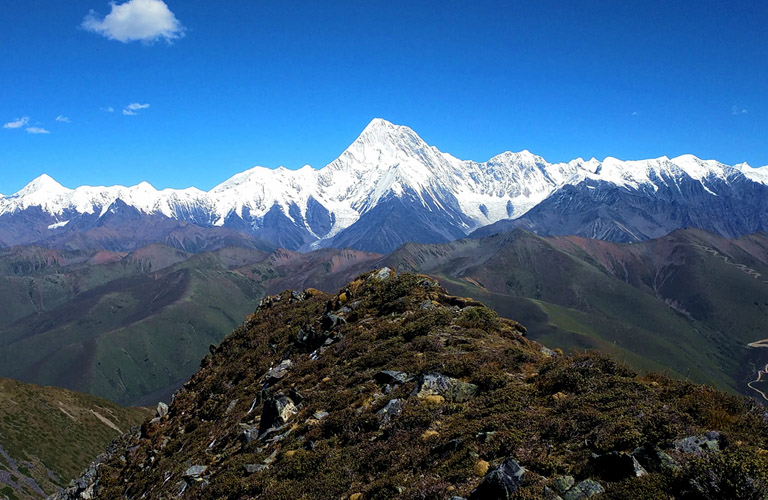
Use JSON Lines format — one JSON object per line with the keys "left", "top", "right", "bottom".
{"left": 133, "top": 181, "right": 156, "bottom": 190}
{"left": 363, "top": 117, "right": 396, "bottom": 130}
{"left": 15, "top": 174, "right": 67, "bottom": 196}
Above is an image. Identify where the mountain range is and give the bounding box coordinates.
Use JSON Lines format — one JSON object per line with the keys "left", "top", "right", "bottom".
{"left": 3, "top": 119, "right": 768, "bottom": 253}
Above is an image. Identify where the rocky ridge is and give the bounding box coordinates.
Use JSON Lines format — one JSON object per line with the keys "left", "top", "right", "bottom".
{"left": 54, "top": 270, "right": 768, "bottom": 499}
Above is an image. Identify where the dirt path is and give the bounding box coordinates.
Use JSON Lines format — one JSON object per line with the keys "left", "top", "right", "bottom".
{"left": 695, "top": 244, "right": 768, "bottom": 283}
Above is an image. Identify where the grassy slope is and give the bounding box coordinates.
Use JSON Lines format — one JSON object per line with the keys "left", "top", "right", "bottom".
{"left": 385, "top": 229, "right": 768, "bottom": 396}
{"left": 78, "top": 271, "right": 768, "bottom": 500}
{"left": 0, "top": 378, "right": 151, "bottom": 500}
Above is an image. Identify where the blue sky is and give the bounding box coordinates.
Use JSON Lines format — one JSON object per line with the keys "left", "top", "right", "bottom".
{"left": 1, "top": 0, "right": 766, "bottom": 194}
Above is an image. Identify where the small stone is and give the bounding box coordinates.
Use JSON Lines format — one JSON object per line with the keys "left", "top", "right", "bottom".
{"left": 156, "top": 402, "right": 169, "bottom": 418}
{"left": 350, "top": 493, "right": 363, "bottom": 500}
{"left": 242, "top": 426, "right": 259, "bottom": 444}
{"left": 322, "top": 376, "right": 331, "bottom": 383}
{"left": 552, "top": 392, "right": 567, "bottom": 401}
{"left": 553, "top": 475, "right": 575, "bottom": 493}
{"left": 264, "top": 359, "right": 294, "bottom": 384}
{"left": 541, "top": 346, "right": 558, "bottom": 357}
{"left": 285, "top": 450, "right": 298, "bottom": 457}
{"left": 313, "top": 410, "right": 329, "bottom": 420}
{"left": 225, "top": 399, "right": 238, "bottom": 415}
{"left": 474, "top": 459, "right": 490, "bottom": 476}
{"left": 419, "top": 300, "right": 436, "bottom": 310}
{"left": 370, "top": 267, "right": 393, "bottom": 280}
{"left": 432, "top": 438, "right": 462, "bottom": 456}
{"left": 373, "top": 370, "right": 410, "bottom": 385}
{"left": 562, "top": 479, "right": 604, "bottom": 500}
{"left": 413, "top": 373, "right": 478, "bottom": 402}
{"left": 590, "top": 452, "right": 647, "bottom": 481}
{"left": 183, "top": 465, "right": 207, "bottom": 481}
{"left": 469, "top": 458, "right": 526, "bottom": 500}
{"left": 376, "top": 399, "right": 403, "bottom": 425}
{"left": 244, "top": 463, "right": 268, "bottom": 474}
{"left": 674, "top": 432, "right": 721, "bottom": 454}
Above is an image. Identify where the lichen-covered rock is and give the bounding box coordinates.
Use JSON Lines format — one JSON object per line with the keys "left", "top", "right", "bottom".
{"left": 413, "top": 372, "right": 478, "bottom": 402}
{"left": 561, "top": 479, "right": 604, "bottom": 500}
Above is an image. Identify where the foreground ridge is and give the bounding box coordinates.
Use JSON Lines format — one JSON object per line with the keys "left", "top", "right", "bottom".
{"left": 56, "top": 270, "right": 768, "bottom": 499}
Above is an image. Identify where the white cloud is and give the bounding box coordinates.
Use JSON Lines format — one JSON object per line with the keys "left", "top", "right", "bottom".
{"left": 101, "top": 106, "right": 115, "bottom": 112}
{"left": 3, "top": 117, "right": 29, "bottom": 129}
{"left": 26, "top": 127, "right": 51, "bottom": 134}
{"left": 126, "top": 102, "right": 150, "bottom": 111}
{"left": 82, "top": 0, "right": 185, "bottom": 43}
{"left": 732, "top": 105, "right": 748, "bottom": 115}
{"left": 122, "top": 102, "right": 150, "bottom": 115}
{"left": 56, "top": 115, "right": 71, "bottom": 123}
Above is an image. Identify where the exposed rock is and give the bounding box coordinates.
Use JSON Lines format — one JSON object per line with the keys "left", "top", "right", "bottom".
{"left": 225, "top": 399, "right": 238, "bottom": 415}
{"left": 562, "top": 479, "right": 604, "bottom": 500}
{"left": 631, "top": 443, "right": 679, "bottom": 472}
{"left": 155, "top": 402, "right": 169, "bottom": 418}
{"left": 589, "top": 451, "right": 647, "bottom": 481}
{"left": 376, "top": 398, "right": 403, "bottom": 425}
{"left": 540, "top": 346, "right": 558, "bottom": 357}
{"left": 264, "top": 359, "right": 293, "bottom": 384}
{"left": 413, "top": 373, "right": 478, "bottom": 402}
{"left": 432, "top": 438, "right": 462, "bottom": 457}
{"left": 469, "top": 458, "right": 526, "bottom": 500}
{"left": 244, "top": 463, "right": 268, "bottom": 474}
{"left": 373, "top": 370, "right": 410, "bottom": 385}
{"left": 369, "top": 267, "right": 394, "bottom": 280}
{"left": 242, "top": 426, "right": 259, "bottom": 444}
{"left": 182, "top": 465, "right": 207, "bottom": 481}
{"left": 322, "top": 312, "right": 346, "bottom": 330}
{"left": 553, "top": 475, "right": 575, "bottom": 493}
{"left": 258, "top": 394, "right": 298, "bottom": 435}
{"left": 674, "top": 431, "right": 721, "bottom": 454}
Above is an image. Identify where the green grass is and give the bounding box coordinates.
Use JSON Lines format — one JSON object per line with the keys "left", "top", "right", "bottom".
{"left": 0, "top": 378, "right": 151, "bottom": 499}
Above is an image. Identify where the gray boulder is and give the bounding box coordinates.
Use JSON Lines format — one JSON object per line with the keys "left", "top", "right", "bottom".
{"left": 469, "top": 458, "right": 526, "bottom": 499}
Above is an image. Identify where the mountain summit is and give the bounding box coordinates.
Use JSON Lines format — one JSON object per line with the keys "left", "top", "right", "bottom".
{"left": 56, "top": 270, "right": 768, "bottom": 499}
{"left": 3, "top": 119, "right": 768, "bottom": 252}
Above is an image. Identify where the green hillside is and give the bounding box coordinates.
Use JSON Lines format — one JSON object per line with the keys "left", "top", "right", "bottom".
{"left": 0, "top": 378, "right": 150, "bottom": 500}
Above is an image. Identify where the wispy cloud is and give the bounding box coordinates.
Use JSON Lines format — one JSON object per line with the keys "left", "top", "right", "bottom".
{"left": 82, "top": 0, "right": 185, "bottom": 44}
{"left": 123, "top": 102, "right": 150, "bottom": 115}
{"left": 101, "top": 106, "right": 115, "bottom": 113}
{"left": 3, "top": 117, "right": 30, "bottom": 129}
{"left": 732, "top": 105, "right": 748, "bottom": 115}
{"left": 56, "top": 115, "right": 71, "bottom": 123}
{"left": 26, "top": 127, "right": 51, "bottom": 135}
{"left": 126, "top": 102, "right": 150, "bottom": 111}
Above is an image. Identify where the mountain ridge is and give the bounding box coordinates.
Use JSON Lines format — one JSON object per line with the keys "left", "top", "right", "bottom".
{"left": 4, "top": 119, "right": 768, "bottom": 253}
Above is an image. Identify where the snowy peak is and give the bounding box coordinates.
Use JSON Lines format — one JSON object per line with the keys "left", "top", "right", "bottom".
{"left": 1, "top": 120, "right": 766, "bottom": 253}
{"left": 15, "top": 174, "right": 68, "bottom": 197}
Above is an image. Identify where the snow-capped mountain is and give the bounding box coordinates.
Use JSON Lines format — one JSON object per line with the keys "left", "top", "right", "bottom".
{"left": 1, "top": 118, "right": 767, "bottom": 252}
